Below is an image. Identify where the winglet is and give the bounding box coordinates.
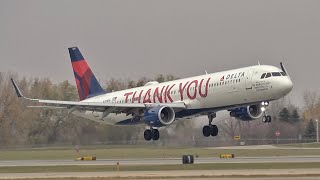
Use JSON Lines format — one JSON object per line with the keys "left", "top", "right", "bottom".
{"left": 280, "top": 62, "right": 290, "bottom": 78}
{"left": 280, "top": 62, "right": 286, "bottom": 73}
{"left": 11, "top": 78, "right": 23, "bottom": 98}
{"left": 11, "top": 79, "right": 38, "bottom": 101}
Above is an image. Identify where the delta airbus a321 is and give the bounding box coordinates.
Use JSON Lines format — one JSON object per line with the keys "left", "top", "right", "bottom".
{"left": 12, "top": 47, "right": 293, "bottom": 141}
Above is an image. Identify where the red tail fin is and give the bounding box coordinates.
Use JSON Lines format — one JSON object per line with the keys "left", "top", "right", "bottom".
{"left": 68, "top": 47, "right": 106, "bottom": 100}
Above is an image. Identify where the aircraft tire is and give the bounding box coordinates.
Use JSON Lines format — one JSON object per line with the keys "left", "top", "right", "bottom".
{"left": 152, "top": 129, "right": 160, "bottom": 141}
{"left": 267, "top": 115, "right": 272, "bottom": 123}
{"left": 202, "top": 125, "right": 211, "bottom": 137}
{"left": 144, "top": 129, "right": 152, "bottom": 141}
{"left": 211, "top": 125, "right": 218, "bottom": 136}
{"left": 262, "top": 116, "right": 267, "bottom": 123}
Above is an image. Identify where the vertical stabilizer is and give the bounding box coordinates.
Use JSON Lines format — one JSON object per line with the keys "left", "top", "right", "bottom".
{"left": 68, "top": 47, "right": 106, "bottom": 101}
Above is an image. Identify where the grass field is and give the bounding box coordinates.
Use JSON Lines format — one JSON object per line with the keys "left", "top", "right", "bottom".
{"left": 0, "top": 145, "right": 320, "bottom": 160}
{"left": 1, "top": 162, "right": 320, "bottom": 173}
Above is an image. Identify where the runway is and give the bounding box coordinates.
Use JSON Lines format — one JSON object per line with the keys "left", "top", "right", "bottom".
{"left": 1, "top": 169, "right": 320, "bottom": 179}
{"left": 1, "top": 156, "right": 320, "bottom": 167}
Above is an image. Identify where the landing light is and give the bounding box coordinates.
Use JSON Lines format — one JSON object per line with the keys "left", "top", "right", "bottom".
{"left": 261, "top": 107, "right": 266, "bottom": 112}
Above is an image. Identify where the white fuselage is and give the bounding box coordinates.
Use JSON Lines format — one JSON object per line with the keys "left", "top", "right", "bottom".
{"left": 73, "top": 65, "right": 293, "bottom": 125}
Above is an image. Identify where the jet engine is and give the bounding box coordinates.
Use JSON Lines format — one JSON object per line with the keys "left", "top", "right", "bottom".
{"left": 144, "top": 106, "right": 175, "bottom": 127}
{"left": 230, "top": 104, "right": 263, "bottom": 121}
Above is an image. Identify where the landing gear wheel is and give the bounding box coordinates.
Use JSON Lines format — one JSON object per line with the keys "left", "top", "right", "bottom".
{"left": 202, "top": 125, "right": 211, "bottom": 137}
{"left": 262, "top": 115, "right": 272, "bottom": 123}
{"left": 262, "top": 116, "right": 267, "bottom": 123}
{"left": 144, "top": 129, "right": 152, "bottom": 141}
{"left": 203, "top": 113, "right": 218, "bottom": 137}
{"left": 152, "top": 129, "right": 160, "bottom": 140}
{"left": 210, "top": 125, "right": 218, "bottom": 136}
{"left": 267, "top": 115, "right": 272, "bottom": 123}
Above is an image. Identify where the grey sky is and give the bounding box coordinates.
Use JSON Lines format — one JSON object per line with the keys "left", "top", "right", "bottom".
{"left": 1, "top": 0, "right": 320, "bottom": 106}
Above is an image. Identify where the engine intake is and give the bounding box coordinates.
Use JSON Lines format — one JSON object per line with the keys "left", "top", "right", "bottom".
{"left": 230, "top": 104, "right": 263, "bottom": 121}
{"left": 144, "top": 106, "right": 175, "bottom": 127}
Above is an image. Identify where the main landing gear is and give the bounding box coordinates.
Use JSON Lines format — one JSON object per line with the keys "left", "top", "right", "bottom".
{"left": 262, "top": 114, "right": 272, "bottom": 123}
{"left": 144, "top": 128, "right": 160, "bottom": 141}
{"left": 202, "top": 113, "right": 219, "bottom": 137}
{"left": 261, "top": 101, "right": 272, "bottom": 123}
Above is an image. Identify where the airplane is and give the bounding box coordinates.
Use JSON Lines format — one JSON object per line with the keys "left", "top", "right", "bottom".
{"left": 11, "top": 47, "right": 293, "bottom": 141}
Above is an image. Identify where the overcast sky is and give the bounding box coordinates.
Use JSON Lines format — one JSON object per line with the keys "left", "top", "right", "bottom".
{"left": 1, "top": 0, "right": 320, "bottom": 106}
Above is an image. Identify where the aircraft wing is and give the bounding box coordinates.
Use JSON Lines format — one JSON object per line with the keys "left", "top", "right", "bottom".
{"left": 11, "top": 79, "right": 186, "bottom": 117}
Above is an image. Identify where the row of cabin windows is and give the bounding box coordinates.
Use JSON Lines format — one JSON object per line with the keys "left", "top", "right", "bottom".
{"left": 209, "top": 79, "right": 241, "bottom": 88}
{"left": 261, "top": 72, "right": 287, "bottom": 79}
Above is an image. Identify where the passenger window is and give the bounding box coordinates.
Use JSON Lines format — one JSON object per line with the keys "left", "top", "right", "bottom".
{"left": 272, "top": 72, "right": 281, "bottom": 76}
{"left": 265, "top": 73, "right": 271, "bottom": 78}
{"left": 261, "top": 73, "right": 266, "bottom": 79}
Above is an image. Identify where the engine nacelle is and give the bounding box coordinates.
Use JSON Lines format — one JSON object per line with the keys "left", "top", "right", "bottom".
{"left": 144, "top": 106, "right": 175, "bottom": 127}
{"left": 230, "top": 104, "right": 263, "bottom": 121}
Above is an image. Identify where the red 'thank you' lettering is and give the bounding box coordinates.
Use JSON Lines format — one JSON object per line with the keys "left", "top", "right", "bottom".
{"left": 153, "top": 86, "right": 165, "bottom": 103}
{"left": 143, "top": 89, "right": 152, "bottom": 103}
{"left": 165, "top": 84, "right": 175, "bottom": 102}
{"left": 199, "top": 78, "right": 211, "bottom": 98}
{"left": 124, "top": 92, "right": 133, "bottom": 103}
{"left": 187, "top": 80, "right": 198, "bottom": 100}
{"left": 179, "top": 81, "right": 189, "bottom": 101}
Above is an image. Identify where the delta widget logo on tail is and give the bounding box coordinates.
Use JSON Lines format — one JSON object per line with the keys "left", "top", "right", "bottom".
{"left": 69, "top": 47, "right": 105, "bottom": 100}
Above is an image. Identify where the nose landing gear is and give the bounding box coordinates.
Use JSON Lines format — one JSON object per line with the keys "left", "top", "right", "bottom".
{"left": 262, "top": 114, "right": 272, "bottom": 123}
{"left": 261, "top": 101, "right": 272, "bottom": 123}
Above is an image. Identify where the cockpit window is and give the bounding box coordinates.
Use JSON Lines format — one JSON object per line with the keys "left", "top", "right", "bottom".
{"left": 265, "top": 73, "right": 271, "bottom": 78}
{"left": 281, "top": 72, "right": 287, "bottom": 76}
{"left": 272, "top": 72, "right": 281, "bottom": 76}
{"left": 261, "top": 72, "right": 285, "bottom": 79}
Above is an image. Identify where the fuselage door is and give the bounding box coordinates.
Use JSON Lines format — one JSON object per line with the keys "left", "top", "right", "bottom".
{"left": 245, "top": 69, "right": 254, "bottom": 89}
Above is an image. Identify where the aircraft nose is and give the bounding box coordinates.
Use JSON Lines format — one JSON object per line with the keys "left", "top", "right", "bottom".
{"left": 281, "top": 77, "right": 293, "bottom": 95}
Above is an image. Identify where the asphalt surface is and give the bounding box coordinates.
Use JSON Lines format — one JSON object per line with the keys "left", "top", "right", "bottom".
{"left": 1, "top": 156, "right": 320, "bottom": 167}
{"left": 1, "top": 169, "right": 320, "bottom": 179}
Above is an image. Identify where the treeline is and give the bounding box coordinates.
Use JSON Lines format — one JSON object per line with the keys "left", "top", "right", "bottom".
{"left": 0, "top": 72, "right": 318, "bottom": 147}
{"left": 0, "top": 73, "right": 179, "bottom": 147}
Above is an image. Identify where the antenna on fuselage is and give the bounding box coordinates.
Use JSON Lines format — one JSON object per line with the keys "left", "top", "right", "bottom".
{"left": 258, "top": 61, "right": 261, "bottom": 65}
{"left": 205, "top": 70, "right": 208, "bottom": 75}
